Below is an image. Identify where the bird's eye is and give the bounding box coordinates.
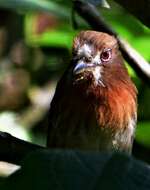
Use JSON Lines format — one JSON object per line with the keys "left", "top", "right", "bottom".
{"left": 100, "top": 49, "right": 112, "bottom": 62}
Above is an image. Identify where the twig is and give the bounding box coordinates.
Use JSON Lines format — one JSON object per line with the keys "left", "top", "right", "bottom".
{"left": 74, "top": 0, "right": 150, "bottom": 85}
{"left": 0, "top": 131, "right": 44, "bottom": 165}
{"left": 114, "top": 0, "right": 150, "bottom": 28}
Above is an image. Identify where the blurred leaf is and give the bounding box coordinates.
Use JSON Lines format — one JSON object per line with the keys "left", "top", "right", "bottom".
{"left": 0, "top": 112, "right": 31, "bottom": 141}
{"left": 0, "top": 162, "right": 20, "bottom": 177}
{"left": 102, "top": 7, "right": 150, "bottom": 60}
{"left": 136, "top": 122, "right": 150, "bottom": 147}
{"left": 0, "top": 0, "right": 69, "bottom": 18}
{"left": 26, "top": 30, "right": 75, "bottom": 49}
{"left": 131, "top": 36, "right": 150, "bottom": 60}
{"left": 114, "top": 0, "right": 150, "bottom": 28}
{"left": 138, "top": 87, "right": 150, "bottom": 120}
{"left": 87, "top": 0, "right": 110, "bottom": 8}
{"left": 125, "top": 63, "right": 136, "bottom": 78}
{"left": 24, "top": 13, "right": 77, "bottom": 48}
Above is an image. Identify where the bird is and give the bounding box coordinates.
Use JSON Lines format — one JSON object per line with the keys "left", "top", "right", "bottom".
{"left": 47, "top": 31, "right": 137, "bottom": 154}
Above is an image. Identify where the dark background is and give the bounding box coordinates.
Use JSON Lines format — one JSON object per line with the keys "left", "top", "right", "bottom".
{"left": 0, "top": 0, "right": 149, "bottom": 176}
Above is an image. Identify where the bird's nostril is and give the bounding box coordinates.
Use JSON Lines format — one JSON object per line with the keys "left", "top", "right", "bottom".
{"left": 83, "top": 56, "right": 92, "bottom": 63}
{"left": 88, "top": 56, "right": 92, "bottom": 62}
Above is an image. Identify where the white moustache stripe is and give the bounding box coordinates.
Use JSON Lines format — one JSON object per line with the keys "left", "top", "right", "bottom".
{"left": 77, "top": 44, "right": 92, "bottom": 57}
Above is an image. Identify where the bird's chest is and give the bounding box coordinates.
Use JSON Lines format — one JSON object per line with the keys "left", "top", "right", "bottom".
{"left": 51, "top": 102, "right": 100, "bottom": 150}
{"left": 48, "top": 85, "right": 136, "bottom": 153}
{"left": 50, "top": 100, "right": 131, "bottom": 152}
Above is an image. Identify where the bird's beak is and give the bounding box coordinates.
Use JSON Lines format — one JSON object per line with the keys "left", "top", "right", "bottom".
{"left": 73, "top": 62, "right": 89, "bottom": 74}
{"left": 73, "top": 61, "right": 100, "bottom": 74}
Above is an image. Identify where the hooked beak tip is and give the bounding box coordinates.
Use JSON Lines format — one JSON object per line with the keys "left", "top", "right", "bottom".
{"left": 73, "top": 62, "right": 87, "bottom": 74}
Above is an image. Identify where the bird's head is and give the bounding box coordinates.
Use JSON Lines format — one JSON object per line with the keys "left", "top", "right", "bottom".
{"left": 72, "top": 31, "right": 129, "bottom": 90}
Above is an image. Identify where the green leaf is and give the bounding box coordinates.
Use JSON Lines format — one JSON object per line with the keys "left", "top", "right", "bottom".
{"left": 0, "top": 0, "right": 69, "bottom": 18}
{"left": 136, "top": 122, "right": 150, "bottom": 147}
{"left": 27, "top": 30, "right": 75, "bottom": 48}
{"left": 125, "top": 63, "right": 136, "bottom": 78}
{"left": 25, "top": 15, "right": 76, "bottom": 49}
{"left": 24, "top": 13, "right": 77, "bottom": 48}
{"left": 131, "top": 36, "right": 150, "bottom": 60}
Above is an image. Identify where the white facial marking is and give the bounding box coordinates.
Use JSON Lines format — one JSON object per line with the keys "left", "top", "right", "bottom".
{"left": 78, "top": 44, "right": 92, "bottom": 57}
{"left": 78, "top": 44, "right": 101, "bottom": 65}
{"left": 76, "top": 43, "right": 106, "bottom": 86}
{"left": 77, "top": 44, "right": 105, "bottom": 85}
{"left": 93, "top": 53, "right": 100, "bottom": 65}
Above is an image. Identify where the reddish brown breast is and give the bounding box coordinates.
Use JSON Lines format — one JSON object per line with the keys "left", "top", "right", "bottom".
{"left": 96, "top": 81, "right": 137, "bottom": 130}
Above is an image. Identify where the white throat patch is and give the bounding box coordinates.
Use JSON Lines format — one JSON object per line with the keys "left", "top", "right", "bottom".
{"left": 93, "top": 66, "right": 105, "bottom": 87}
{"left": 93, "top": 67, "right": 101, "bottom": 83}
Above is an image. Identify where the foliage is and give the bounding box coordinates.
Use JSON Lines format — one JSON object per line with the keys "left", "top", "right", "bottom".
{"left": 0, "top": 0, "right": 149, "bottom": 162}
{"left": 0, "top": 0, "right": 69, "bottom": 18}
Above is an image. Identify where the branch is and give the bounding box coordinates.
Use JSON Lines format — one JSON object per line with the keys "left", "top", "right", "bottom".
{"left": 74, "top": 0, "right": 150, "bottom": 85}
{"left": 0, "top": 131, "right": 45, "bottom": 165}
{"left": 114, "top": 0, "right": 150, "bottom": 28}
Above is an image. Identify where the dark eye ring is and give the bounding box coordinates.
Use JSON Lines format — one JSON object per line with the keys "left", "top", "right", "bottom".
{"left": 100, "top": 49, "right": 112, "bottom": 62}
